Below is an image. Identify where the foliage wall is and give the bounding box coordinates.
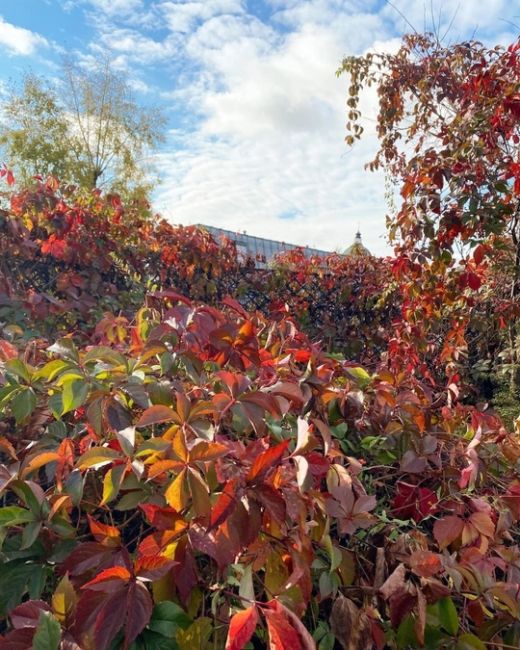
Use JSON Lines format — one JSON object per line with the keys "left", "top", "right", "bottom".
{"left": 0, "top": 177, "right": 394, "bottom": 362}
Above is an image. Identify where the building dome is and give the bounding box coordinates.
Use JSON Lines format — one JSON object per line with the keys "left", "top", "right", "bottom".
{"left": 344, "top": 230, "right": 371, "bottom": 257}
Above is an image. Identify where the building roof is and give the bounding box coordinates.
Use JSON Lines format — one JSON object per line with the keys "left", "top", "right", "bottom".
{"left": 197, "top": 224, "right": 330, "bottom": 266}
{"left": 197, "top": 224, "right": 371, "bottom": 265}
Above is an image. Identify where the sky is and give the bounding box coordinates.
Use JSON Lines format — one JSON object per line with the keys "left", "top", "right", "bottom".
{"left": 0, "top": 1, "right": 518, "bottom": 255}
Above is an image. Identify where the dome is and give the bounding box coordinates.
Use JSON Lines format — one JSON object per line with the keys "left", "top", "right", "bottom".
{"left": 344, "top": 230, "right": 371, "bottom": 257}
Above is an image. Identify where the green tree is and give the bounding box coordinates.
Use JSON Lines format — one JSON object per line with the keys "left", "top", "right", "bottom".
{"left": 0, "top": 57, "right": 166, "bottom": 198}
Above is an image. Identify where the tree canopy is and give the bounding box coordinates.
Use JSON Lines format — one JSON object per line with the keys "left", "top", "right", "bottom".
{"left": 0, "top": 57, "right": 166, "bottom": 199}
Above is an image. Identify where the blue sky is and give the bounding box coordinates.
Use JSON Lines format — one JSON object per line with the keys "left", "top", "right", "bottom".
{"left": 0, "top": 1, "right": 518, "bottom": 255}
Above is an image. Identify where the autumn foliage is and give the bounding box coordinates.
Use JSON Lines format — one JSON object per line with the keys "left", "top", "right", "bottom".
{"left": 0, "top": 31, "right": 520, "bottom": 650}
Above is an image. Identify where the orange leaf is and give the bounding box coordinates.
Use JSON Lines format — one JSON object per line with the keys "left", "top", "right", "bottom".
{"left": 88, "top": 515, "right": 121, "bottom": 547}
{"left": 81, "top": 566, "right": 131, "bottom": 590}
{"left": 225, "top": 606, "right": 258, "bottom": 650}
{"left": 470, "top": 511, "right": 495, "bottom": 538}
{"left": 0, "top": 436, "right": 17, "bottom": 460}
{"left": 408, "top": 550, "right": 442, "bottom": 578}
{"left": 189, "top": 441, "right": 228, "bottom": 462}
{"left": 21, "top": 452, "right": 60, "bottom": 478}
{"left": 247, "top": 440, "right": 289, "bottom": 483}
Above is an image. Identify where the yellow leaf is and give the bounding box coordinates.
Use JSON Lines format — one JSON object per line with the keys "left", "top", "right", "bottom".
{"left": 165, "top": 468, "right": 188, "bottom": 511}
{"left": 265, "top": 551, "right": 289, "bottom": 596}
{"left": 171, "top": 428, "right": 188, "bottom": 462}
{"left": 152, "top": 570, "right": 175, "bottom": 603}
{"left": 176, "top": 617, "right": 212, "bottom": 649}
{"left": 52, "top": 574, "right": 77, "bottom": 624}
{"left": 101, "top": 465, "right": 126, "bottom": 504}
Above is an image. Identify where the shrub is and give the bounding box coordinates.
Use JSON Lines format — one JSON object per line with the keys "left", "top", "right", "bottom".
{"left": 0, "top": 292, "right": 519, "bottom": 648}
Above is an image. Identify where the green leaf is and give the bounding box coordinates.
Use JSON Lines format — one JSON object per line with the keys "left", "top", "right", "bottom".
{"left": 4, "top": 358, "right": 31, "bottom": 382}
{"left": 12, "top": 480, "right": 45, "bottom": 513}
{"left": 130, "top": 630, "right": 179, "bottom": 650}
{"left": 438, "top": 597, "right": 459, "bottom": 635}
{"left": 396, "top": 614, "right": 417, "bottom": 649}
{"left": 64, "top": 470, "right": 84, "bottom": 506}
{"left": 456, "top": 634, "right": 486, "bottom": 650}
{"left": 148, "top": 601, "right": 191, "bottom": 638}
{"left": 33, "top": 359, "right": 71, "bottom": 382}
{"left": 318, "top": 632, "right": 335, "bottom": 650}
{"left": 21, "top": 521, "right": 42, "bottom": 549}
{"left": 0, "top": 561, "right": 46, "bottom": 617}
{"left": 0, "top": 506, "right": 35, "bottom": 526}
{"left": 0, "top": 383, "right": 21, "bottom": 408}
{"left": 11, "top": 386, "right": 37, "bottom": 422}
{"left": 48, "top": 392, "right": 63, "bottom": 420}
{"left": 61, "top": 378, "right": 89, "bottom": 415}
{"left": 33, "top": 611, "right": 61, "bottom": 650}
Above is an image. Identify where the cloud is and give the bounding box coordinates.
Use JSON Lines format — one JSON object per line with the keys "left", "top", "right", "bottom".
{"left": 160, "top": 1, "right": 245, "bottom": 33}
{"left": 95, "top": 27, "right": 181, "bottom": 64}
{"left": 65, "top": 0, "right": 145, "bottom": 17}
{"left": 0, "top": 16, "right": 48, "bottom": 56}
{"left": 154, "top": 10, "right": 394, "bottom": 255}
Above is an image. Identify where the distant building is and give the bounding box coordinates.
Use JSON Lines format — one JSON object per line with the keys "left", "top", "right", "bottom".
{"left": 344, "top": 230, "right": 371, "bottom": 257}
{"left": 198, "top": 225, "right": 330, "bottom": 267}
{"left": 198, "top": 224, "right": 370, "bottom": 267}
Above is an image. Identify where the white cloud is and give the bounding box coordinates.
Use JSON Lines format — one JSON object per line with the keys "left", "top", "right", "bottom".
{"left": 160, "top": 0, "right": 245, "bottom": 33}
{"left": 0, "top": 16, "right": 48, "bottom": 56}
{"left": 154, "top": 10, "right": 392, "bottom": 255}
{"left": 64, "top": 0, "right": 145, "bottom": 17}
{"left": 96, "top": 27, "right": 181, "bottom": 64}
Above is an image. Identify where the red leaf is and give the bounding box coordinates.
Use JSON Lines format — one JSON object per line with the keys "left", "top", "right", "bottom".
{"left": 135, "top": 555, "right": 177, "bottom": 581}
{"left": 0, "top": 339, "right": 18, "bottom": 361}
{"left": 433, "top": 515, "right": 464, "bottom": 549}
{"left": 225, "top": 606, "right": 258, "bottom": 650}
{"left": 473, "top": 244, "right": 486, "bottom": 265}
{"left": 140, "top": 503, "right": 184, "bottom": 530}
{"left": 92, "top": 590, "right": 127, "bottom": 650}
{"left": 209, "top": 479, "right": 240, "bottom": 530}
{"left": 392, "top": 482, "right": 437, "bottom": 523}
{"left": 265, "top": 600, "right": 315, "bottom": 649}
{"left": 10, "top": 600, "right": 51, "bottom": 629}
{"left": 264, "top": 607, "right": 303, "bottom": 650}
{"left": 222, "top": 296, "right": 249, "bottom": 318}
{"left": 0, "top": 627, "right": 36, "bottom": 649}
{"left": 247, "top": 440, "right": 289, "bottom": 483}
{"left": 136, "top": 405, "right": 178, "bottom": 427}
{"left": 124, "top": 580, "right": 153, "bottom": 646}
